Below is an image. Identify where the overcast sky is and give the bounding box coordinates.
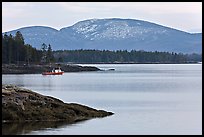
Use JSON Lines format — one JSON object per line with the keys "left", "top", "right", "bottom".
{"left": 2, "top": 2, "right": 202, "bottom": 33}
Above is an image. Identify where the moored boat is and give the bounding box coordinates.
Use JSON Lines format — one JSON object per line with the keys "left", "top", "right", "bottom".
{"left": 42, "top": 67, "right": 64, "bottom": 75}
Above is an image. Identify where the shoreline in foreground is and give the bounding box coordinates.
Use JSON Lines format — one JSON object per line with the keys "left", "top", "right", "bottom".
{"left": 2, "top": 84, "right": 114, "bottom": 123}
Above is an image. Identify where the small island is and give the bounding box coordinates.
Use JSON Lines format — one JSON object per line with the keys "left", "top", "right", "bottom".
{"left": 2, "top": 64, "right": 101, "bottom": 74}
{"left": 2, "top": 84, "right": 114, "bottom": 123}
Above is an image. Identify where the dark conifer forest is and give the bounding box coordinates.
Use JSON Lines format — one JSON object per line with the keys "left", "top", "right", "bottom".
{"left": 2, "top": 31, "right": 202, "bottom": 65}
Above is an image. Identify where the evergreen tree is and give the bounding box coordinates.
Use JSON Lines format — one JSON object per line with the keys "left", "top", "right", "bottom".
{"left": 14, "top": 31, "right": 25, "bottom": 64}
{"left": 8, "top": 34, "right": 15, "bottom": 64}
{"left": 2, "top": 34, "right": 8, "bottom": 63}
{"left": 25, "top": 44, "right": 32, "bottom": 65}
{"left": 46, "top": 44, "right": 55, "bottom": 63}
{"left": 41, "top": 43, "right": 47, "bottom": 63}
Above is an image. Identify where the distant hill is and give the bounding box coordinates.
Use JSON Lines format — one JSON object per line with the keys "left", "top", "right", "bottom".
{"left": 3, "top": 18, "right": 202, "bottom": 53}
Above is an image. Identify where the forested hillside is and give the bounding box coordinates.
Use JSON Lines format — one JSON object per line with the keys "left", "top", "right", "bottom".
{"left": 2, "top": 31, "right": 54, "bottom": 65}
{"left": 54, "top": 49, "right": 202, "bottom": 64}
{"left": 2, "top": 31, "right": 202, "bottom": 65}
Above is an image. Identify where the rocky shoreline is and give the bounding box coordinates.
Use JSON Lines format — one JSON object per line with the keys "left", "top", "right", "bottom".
{"left": 2, "top": 64, "right": 101, "bottom": 74}
{"left": 2, "top": 85, "right": 113, "bottom": 123}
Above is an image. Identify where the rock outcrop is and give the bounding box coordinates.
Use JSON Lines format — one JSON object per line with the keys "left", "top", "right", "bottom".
{"left": 2, "top": 85, "right": 113, "bottom": 123}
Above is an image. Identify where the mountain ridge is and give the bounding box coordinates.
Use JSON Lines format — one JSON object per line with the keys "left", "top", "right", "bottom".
{"left": 2, "top": 18, "right": 202, "bottom": 53}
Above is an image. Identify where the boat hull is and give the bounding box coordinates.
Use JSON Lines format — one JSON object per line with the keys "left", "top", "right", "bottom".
{"left": 42, "top": 72, "right": 64, "bottom": 75}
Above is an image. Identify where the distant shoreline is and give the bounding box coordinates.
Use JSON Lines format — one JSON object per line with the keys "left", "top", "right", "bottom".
{"left": 2, "top": 64, "right": 101, "bottom": 74}
{"left": 74, "top": 62, "right": 201, "bottom": 64}
{"left": 2, "top": 62, "right": 201, "bottom": 74}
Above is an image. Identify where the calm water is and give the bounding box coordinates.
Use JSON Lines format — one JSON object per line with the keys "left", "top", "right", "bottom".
{"left": 2, "top": 64, "right": 202, "bottom": 135}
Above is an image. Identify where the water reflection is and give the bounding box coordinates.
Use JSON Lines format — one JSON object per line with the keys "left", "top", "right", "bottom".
{"left": 2, "top": 64, "right": 202, "bottom": 135}
{"left": 2, "top": 120, "right": 85, "bottom": 135}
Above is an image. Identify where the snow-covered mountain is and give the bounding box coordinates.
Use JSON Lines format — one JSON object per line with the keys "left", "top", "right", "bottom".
{"left": 3, "top": 18, "right": 202, "bottom": 53}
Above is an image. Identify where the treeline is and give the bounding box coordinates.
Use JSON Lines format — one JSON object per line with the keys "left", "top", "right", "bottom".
{"left": 2, "top": 31, "right": 202, "bottom": 64}
{"left": 54, "top": 49, "right": 202, "bottom": 63}
{"left": 2, "top": 31, "right": 54, "bottom": 65}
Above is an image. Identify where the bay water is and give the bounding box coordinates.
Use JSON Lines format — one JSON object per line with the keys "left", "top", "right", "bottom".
{"left": 2, "top": 64, "right": 202, "bottom": 135}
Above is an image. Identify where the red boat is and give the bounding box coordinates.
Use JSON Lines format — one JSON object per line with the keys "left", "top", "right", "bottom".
{"left": 42, "top": 67, "right": 64, "bottom": 75}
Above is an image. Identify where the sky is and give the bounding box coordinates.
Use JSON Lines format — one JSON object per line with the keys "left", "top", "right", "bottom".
{"left": 2, "top": 2, "right": 202, "bottom": 33}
